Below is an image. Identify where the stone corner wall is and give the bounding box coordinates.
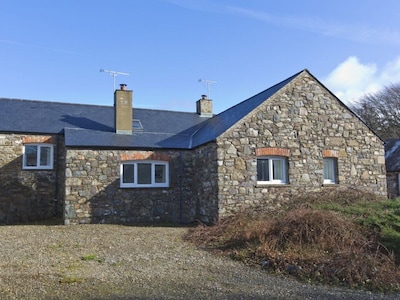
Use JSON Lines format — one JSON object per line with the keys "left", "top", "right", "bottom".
{"left": 191, "top": 143, "right": 219, "bottom": 224}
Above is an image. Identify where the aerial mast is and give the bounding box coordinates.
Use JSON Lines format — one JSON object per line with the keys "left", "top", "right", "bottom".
{"left": 198, "top": 79, "right": 217, "bottom": 99}
{"left": 100, "top": 69, "right": 130, "bottom": 90}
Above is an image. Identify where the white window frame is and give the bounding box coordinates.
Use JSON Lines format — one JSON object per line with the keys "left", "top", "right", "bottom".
{"left": 120, "top": 160, "right": 169, "bottom": 188}
{"left": 257, "top": 156, "right": 287, "bottom": 184}
{"left": 22, "top": 143, "right": 54, "bottom": 170}
{"left": 323, "top": 157, "right": 337, "bottom": 184}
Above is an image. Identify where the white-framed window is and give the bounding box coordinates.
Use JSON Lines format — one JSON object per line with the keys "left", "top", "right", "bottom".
{"left": 120, "top": 160, "right": 169, "bottom": 188}
{"left": 323, "top": 157, "right": 337, "bottom": 184}
{"left": 257, "top": 156, "right": 287, "bottom": 184}
{"left": 22, "top": 143, "right": 54, "bottom": 170}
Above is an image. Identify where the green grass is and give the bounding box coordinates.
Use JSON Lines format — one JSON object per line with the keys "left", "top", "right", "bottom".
{"left": 81, "top": 254, "right": 103, "bottom": 263}
{"left": 59, "top": 275, "right": 85, "bottom": 284}
{"left": 315, "top": 198, "right": 400, "bottom": 256}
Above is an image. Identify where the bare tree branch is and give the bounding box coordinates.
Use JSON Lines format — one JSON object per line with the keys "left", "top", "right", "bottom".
{"left": 349, "top": 83, "right": 400, "bottom": 140}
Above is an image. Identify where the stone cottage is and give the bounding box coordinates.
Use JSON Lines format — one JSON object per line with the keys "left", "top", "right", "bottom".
{"left": 0, "top": 69, "right": 387, "bottom": 225}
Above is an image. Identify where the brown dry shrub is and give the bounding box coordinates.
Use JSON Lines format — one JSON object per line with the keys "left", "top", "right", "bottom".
{"left": 252, "top": 209, "right": 363, "bottom": 254}
{"left": 287, "top": 187, "right": 383, "bottom": 210}
{"left": 185, "top": 207, "right": 400, "bottom": 291}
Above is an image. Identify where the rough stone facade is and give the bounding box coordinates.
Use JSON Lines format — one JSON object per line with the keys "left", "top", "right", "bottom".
{"left": 216, "top": 72, "right": 387, "bottom": 216}
{"left": 190, "top": 143, "right": 219, "bottom": 224}
{"left": 64, "top": 144, "right": 219, "bottom": 225}
{"left": 0, "top": 133, "right": 64, "bottom": 224}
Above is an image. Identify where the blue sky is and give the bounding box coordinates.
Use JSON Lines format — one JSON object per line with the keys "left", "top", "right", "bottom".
{"left": 1, "top": 0, "right": 400, "bottom": 113}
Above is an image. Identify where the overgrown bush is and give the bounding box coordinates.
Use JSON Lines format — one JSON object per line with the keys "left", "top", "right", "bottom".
{"left": 185, "top": 189, "right": 400, "bottom": 292}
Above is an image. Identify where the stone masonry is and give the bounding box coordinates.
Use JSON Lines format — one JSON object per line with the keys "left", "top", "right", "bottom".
{"left": 216, "top": 71, "right": 387, "bottom": 216}
{"left": 64, "top": 145, "right": 218, "bottom": 225}
{"left": 0, "top": 133, "right": 64, "bottom": 224}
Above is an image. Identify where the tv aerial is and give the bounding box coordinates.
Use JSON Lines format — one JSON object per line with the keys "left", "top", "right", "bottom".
{"left": 198, "top": 79, "right": 217, "bottom": 99}
{"left": 100, "top": 69, "right": 130, "bottom": 90}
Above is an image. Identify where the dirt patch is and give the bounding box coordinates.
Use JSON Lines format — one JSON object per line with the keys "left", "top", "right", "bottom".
{"left": 0, "top": 225, "right": 398, "bottom": 299}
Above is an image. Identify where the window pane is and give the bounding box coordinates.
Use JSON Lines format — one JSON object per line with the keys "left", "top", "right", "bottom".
{"left": 155, "top": 164, "right": 166, "bottom": 183}
{"left": 25, "top": 145, "right": 38, "bottom": 166}
{"left": 323, "top": 159, "right": 331, "bottom": 179}
{"left": 123, "top": 164, "right": 134, "bottom": 183}
{"left": 138, "top": 163, "right": 151, "bottom": 184}
{"left": 39, "top": 146, "right": 51, "bottom": 166}
{"left": 257, "top": 159, "right": 269, "bottom": 181}
{"left": 272, "top": 159, "right": 283, "bottom": 180}
{"left": 324, "top": 158, "right": 335, "bottom": 181}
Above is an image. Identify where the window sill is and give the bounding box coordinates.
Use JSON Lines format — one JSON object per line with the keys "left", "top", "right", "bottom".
{"left": 22, "top": 167, "right": 54, "bottom": 170}
{"left": 256, "top": 183, "right": 290, "bottom": 188}
{"left": 322, "top": 183, "right": 338, "bottom": 186}
{"left": 120, "top": 185, "right": 170, "bottom": 189}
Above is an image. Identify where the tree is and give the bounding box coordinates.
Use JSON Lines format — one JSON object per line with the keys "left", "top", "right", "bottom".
{"left": 350, "top": 83, "right": 400, "bottom": 140}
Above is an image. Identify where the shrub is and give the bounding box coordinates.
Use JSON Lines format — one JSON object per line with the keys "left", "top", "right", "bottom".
{"left": 185, "top": 189, "right": 400, "bottom": 291}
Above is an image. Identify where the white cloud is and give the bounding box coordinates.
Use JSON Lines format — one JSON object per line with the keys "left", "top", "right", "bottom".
{"left": 323, "top": 56, "right": 400, "bottom": 104}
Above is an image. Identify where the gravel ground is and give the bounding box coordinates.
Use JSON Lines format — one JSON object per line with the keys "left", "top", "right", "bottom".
{"left": 0, "top": 225, "right": 399, "bottom": 300}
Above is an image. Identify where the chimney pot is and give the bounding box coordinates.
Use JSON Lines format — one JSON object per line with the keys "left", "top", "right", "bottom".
{"left": 201, "top": 94, "right": 207, "bottom": 99}
{"left": 120, "top": 84, "right": 127, "bottom": 91}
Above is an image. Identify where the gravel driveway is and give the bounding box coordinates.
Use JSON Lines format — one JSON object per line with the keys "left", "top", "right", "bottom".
{"left": 0, "top": 225, "right": 398, "bottom": 299}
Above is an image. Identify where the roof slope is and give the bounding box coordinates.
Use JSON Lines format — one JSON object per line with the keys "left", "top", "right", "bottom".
{"left": 0, "top": 98, "right": 207, "bottom": 149}
{"left": 0, "top": 70, "right": 302, "bottom": 149}
{"left": 0, "top": 99, "right": 114, "bottom": 134}
{"left": 64, "top": 109, "right": 207, "bottom": 149}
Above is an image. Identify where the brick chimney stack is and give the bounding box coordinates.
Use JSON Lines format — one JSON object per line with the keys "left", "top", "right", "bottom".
{"left": 114, "top": 84, "right": 132, "bottom": 135}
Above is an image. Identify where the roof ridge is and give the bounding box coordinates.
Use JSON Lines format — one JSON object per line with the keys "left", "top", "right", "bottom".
{"left": 0, "top": 98, "right": 112, "bottom": 109}
{"left": 0, "top": 97, "right": 204, "bottom": 115}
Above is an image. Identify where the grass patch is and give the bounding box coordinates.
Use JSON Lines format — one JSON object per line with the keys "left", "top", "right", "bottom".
{"left": 184, "top": 189, "right": 400, "bottom": 292}
{"left": 295, "top": 189, "right": 400, "bottom": 259}
{"left": 81, "top": 254, "right": 103, "bottom": 263}
{"left": 59, "top": 275, "right": 85, "bottom": 284}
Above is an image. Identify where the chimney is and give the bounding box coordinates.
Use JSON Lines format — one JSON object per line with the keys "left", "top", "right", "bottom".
{"left": 114, "top": 84, "right": 133, "bottom": 134}
{"left": 196, "top": 95, "right": 213, "bottom": 117}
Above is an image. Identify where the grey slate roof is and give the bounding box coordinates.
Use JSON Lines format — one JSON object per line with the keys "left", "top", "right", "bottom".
{"left": 0, "top": 70, "right": 302, "bottom": 149}
{"left": 385, "top": 139, "right": 400, "bottom": 172}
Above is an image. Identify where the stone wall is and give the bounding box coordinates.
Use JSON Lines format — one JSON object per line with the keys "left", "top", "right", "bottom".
{"left": 0, "top": 133, "right": 64, "bottom": 224}
{"left": 216, "top": 71, "right": 387, "bottom": 216}
{"left": 64, "top": 146, "right": 219, "bottom": 225}
{"left": 191, "top": 143, "right": 219, "bottom": 224}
